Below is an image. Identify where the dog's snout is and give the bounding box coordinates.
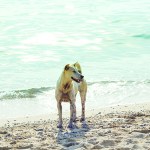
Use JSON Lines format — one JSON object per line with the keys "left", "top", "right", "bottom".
{"left": 81, "top": 75, "right": 84, "bottom": 79}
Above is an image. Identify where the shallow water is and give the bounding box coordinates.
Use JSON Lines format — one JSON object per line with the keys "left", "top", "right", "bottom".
{"left": 0, "top": 0, "right": 150, "bottom": 118}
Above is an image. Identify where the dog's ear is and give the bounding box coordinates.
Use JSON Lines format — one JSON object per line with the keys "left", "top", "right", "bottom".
{"left": 74, "top": 62, "right": 78, "bottom": 67}
{"left": 64, "top": 64, "right": 70, "bottom": 71}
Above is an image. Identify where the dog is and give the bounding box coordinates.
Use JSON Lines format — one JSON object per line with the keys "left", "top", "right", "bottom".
{"left": 55, "top": 62, "right": 87, "bottom": 128}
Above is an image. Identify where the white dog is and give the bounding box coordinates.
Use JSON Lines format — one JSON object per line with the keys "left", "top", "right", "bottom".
{"left": 55, "top": 62, "right": 87, "bottom": 128}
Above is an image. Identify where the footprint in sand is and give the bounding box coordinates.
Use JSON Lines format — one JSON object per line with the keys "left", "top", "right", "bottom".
{"left": 100, "top": 139, "right": 115, "bottom": 147}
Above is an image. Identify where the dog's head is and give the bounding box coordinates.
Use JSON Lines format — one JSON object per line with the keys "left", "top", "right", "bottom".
{"left": 64, "top": 64, "right": 84, "bottom": 83}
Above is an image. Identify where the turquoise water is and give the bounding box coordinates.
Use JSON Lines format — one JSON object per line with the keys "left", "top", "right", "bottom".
{"left": 0, "top": 0, "right": 150, "bottom": 118}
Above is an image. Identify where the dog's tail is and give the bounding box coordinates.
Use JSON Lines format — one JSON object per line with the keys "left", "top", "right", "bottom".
{"left": 74, "top": 62, "right": 82, "bottom": 74}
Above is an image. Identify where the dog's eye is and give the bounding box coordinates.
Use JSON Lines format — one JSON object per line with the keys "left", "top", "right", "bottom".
{"left": 73, "top": 71, "right": 76, "bottom": 73}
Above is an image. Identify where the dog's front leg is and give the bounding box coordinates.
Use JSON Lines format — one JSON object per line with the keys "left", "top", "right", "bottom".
{"left": 57, "top": 102, "right": 63, "bottom": 128}
{"left": 68, "top": 91, "right": 76, "bottom": 128}
{"left": 71, "top": 102, "right": 76, "bottom": 122}
{"left": 68, "top": 102, "right": 76, "bottom": 128}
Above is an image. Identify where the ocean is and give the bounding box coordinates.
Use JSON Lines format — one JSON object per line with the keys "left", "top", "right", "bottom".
{"left": 0, "top": 0, "right": 150, "bottom": 119}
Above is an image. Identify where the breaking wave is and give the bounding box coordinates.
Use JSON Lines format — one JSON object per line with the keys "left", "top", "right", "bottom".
{"left": 0, "top": 87, "right": 53, "bottom": 100}
{"left": 0, "top": 80, "right": 150, "bottom": 101}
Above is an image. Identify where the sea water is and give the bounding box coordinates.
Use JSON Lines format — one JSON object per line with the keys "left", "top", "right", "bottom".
{"left": 0, "top": 0, "right": 150, "bottom": 119}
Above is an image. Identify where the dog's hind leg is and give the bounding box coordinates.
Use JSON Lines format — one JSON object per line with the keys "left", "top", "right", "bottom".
{"left": 80, "top": 92, "right": 86, "bottom": 122}
{"left": 57, "top": 102, "right": 63, "bottom": 128}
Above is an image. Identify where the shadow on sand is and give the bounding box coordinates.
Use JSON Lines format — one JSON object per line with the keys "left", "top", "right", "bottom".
{"left": 56, "top": 122, "right": 90, "bottom": 149}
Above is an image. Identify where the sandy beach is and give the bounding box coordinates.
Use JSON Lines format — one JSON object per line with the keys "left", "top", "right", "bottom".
{"left": 0, "top": 103, "right": 150, "bottom": 150}
{"left": 1, "top": 0, "right": 150, "bottom": 149}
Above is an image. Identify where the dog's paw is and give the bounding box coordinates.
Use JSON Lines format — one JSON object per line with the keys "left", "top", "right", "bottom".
{"left": 80, "top": 117, "right": 85, "bottom": 122}
{"left": 73, "top": 117, "right": 77, "bottom": 122}
{"left": 57, "top": 123, "right": 63, "bottom": 128}
{"left": 82, "top": 123, "right": 88, "bottom": 128}
{"left": 68, "top": 122, "right": 74, "bottom": 129}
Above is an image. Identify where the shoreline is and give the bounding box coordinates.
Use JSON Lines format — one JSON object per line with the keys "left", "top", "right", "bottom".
{"left": 0, "top": 102, "right": 150, "bottom": 127}
{"left": 0, "top": 102, "right": 150, "bottom": 149}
